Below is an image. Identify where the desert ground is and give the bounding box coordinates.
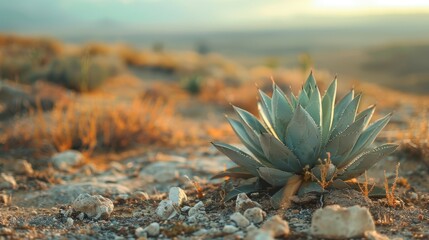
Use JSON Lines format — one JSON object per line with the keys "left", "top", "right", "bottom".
{"left": 0, "top": 35, "right": 428, "bottom": 239}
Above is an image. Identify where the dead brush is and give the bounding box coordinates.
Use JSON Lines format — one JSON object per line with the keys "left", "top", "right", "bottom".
{"left": 384, "top": 163, "right": 401, "bottom": 208}
{"left": 1, "top": 96, "right": 176, "bottom": 156}
{"left": 357, "top": 171, "right": 376, "bottom": 197}
{"left": 396, "top": 112, "right": 429, "bottom": 165}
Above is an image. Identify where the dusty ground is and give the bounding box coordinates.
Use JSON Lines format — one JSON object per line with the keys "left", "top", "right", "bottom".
{"left": 1, "top": 72, "right": 429, "bottom": 239}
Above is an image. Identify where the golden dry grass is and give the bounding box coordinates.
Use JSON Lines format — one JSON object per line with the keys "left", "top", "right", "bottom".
{"left": 1, "top": 96, "right": 176, "bottom": 156}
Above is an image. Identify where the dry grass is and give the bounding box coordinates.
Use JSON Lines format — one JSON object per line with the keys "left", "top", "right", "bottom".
{"left": 384, "top": 163, "right": 400, "bottom": 207}
{"left": 357, "top": 171, "right": 376, "bottom": 197}
{"left": 307, "top": 153, "right": 336, "bottom": 190}
{"left": 396, "top": 113, "right": 429, "bottom": 165}
{"left": 1, "top": 96, "right": 176, "bottom": 156}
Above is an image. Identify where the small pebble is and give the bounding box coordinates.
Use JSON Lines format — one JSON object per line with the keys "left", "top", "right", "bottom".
{"left": 230, "top": 212, "right": 250, "bottom": 228}
{"left": 244, "top": 207, "right": 266, "bottom": 224}
{"left": 223, "top": 225, "right": 239, "bottom": 234}
{"left": 145, "top": 222, "right": 160, "bottom": 237}
{"left": 66, "top": 218, "right": 74, "bottom": 228}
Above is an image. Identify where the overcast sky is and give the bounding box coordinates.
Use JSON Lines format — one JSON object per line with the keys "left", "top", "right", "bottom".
{"left": 1, "top": 0, "right": 429, "bottom": 33}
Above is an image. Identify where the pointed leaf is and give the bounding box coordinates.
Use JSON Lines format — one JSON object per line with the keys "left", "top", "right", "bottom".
{"left": 271, "top": 85, "right": 294, "bottom": 142}
{"left": 233, "top": 106, "right": 267, "bottom": 134}
{"left": 224, "top": 181, "right": 262, "bottom": 202}
{"left": 297, "top": 181, "right": 325, "bottom": 196}
{"left": 348, "top": 113, "right": 393, "bottom": 159}
{"left": 257, "top": 167, "right": 294, "bottom": 187}
{"left": 211, "top": 167, "right": 254, "bottom": 179}
{"left": 356, "top": 105, "right": 376, "bottom": 129}
{"left": 333, "top": 89, "right": 354, "bottom": 126}
{"left": 285, "top": 105, "right": 321, "bottom": 168}
{"left": 297, "top": 88, "right": 310, "bottom": 108}
{"left": 321, "top": 79, "right": 337, "bottom": 145}
{"left": 259, "top": 133, "right": 302, "bottom": 173}
{"left": 258, "top": 102, "right": 278, "bottom": 138}
{"left": 339, "top": 144, "right": 398, "bottom": 180}
{"left": 331, "top": 95, "right": 361, "bottom": 137}
{"left": 324, "top": 116, "right": 368, "bottom": 166}
{"left": 303, "top": 72, "right": 317, "bottom": 97}
{"left": 305, "top": 86, "right": 322, "bottom": 126}
{"left": 212, "top": 142, "right": 263, "bottom": 176}
{"left": 227, "top": 118, "right": 270, "bottom": 165}
{"left": 289, "top": 91, "right": 298, "bottom": 107}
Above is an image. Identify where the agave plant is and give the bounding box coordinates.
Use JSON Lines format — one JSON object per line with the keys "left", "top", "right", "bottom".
{"left": 212, "top": 72, "right": 398, "bottom": 208}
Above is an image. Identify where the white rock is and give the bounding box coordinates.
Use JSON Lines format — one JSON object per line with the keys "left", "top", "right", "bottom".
{"left": 246, "top": 224, "right": 258, "bottom": 232}
{"left": 14, "top": 160, "right": 34, "bottom": 175}
{"left": 245, "top": 229, "right": 274, "bottom": 240}
{"left": 236, "top": 193, "right": 261, "bottom": 213}
{"left": 223, "top": 225, "right": 239, "bottom": 234}
{"left": 71, "top": 194, "right": 114, "bottom": 219}
{"left": 169, "top": 187, "right": 188, "bottom": 206}
{"left": 193, "top": 229, "right": 208, "bottom": 236}
{"left": 230, "top": 212, "right": 250, "bottom": 228}
{"left": 311, "top": 205, "right": 376, "bottom": 239}
{"left": 51, "top": 150, "right": 84, "bottom": 171}
{"left": 135, "top": 227, "right": 146, "bottom": 238}
{"left": 156, "top": 199, "right": 176, "bottom": 220}
{"left": 261, "top": 215, "right": 290, "bottom": 237}
{"left": 66, "top": 218, "right": 74, "bottom": 228}
{"left": 77, "top": 212, "right": 85, "bottom": 220}
{"left": 244, "top": 207, "right": 266, "bottom": 224}
{"left": 0, "top": 173, "right": 17, "bottom": 190}
{"left": 365, "top": 230, "right": 390, "bottom": 240}
{"left": 181, "top": 206, "right": 191, "bottom": 212}
{"left": 188, "top": 201, "right": 205, "bottom": 217}
{"left": 145, "top": 222, "right": 160, "bottom": 237}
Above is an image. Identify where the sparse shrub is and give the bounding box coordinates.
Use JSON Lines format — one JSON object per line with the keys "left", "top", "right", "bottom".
{"left": 383, "top": 163, "right": 401, "bottom": 207}
{"left": 212, "top": 72, "right": 397, "bottom": 208}
{"left": 0, "top": 97, "right": 176, "bottom": 155}
{"left": 0, "top": 34, "right": 62, "bottom": 81}
{"left": 298, "top": 52, "right": 313, "bottom": 73}
{"left": 396, "top": 113, "right": 429, "bottom": 165}
{"left": 42, "top": 55, "right": 125, "bottom": 92}
{"left": 181, "top": 76, "right": 204, "bottom": 95}
{"left": 81, "top": 43, "right": 111, "bottom": 56}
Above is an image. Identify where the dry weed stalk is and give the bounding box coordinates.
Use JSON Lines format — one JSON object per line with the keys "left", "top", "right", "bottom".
{"left": 396, "top": 112, "right": 429, "bottom": 164}
{"left": 309, "top": 153, "right": 336, "bottom": 190}
{"left": 357, "top": 171, "right": 376, "bottom": 197}
{"left": 384, "top": 163, "right": 400, "bottom": 207}
{"left": 1, "top": 96, "right": 176, "bottom": 155}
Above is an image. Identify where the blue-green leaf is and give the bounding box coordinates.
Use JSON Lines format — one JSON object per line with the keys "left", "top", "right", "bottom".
{"left": 211, "top": 167, "right": 254, "bottom": 179}
{"left": 356, "top": 105, "right": 376, "bottom": 129}
{"left": 331, "top": 94, "right": 361, "bottom": 137}
{"left": 285, "top": 105, "right": 321, "bottom": 168}
{"left": 338, "top": 144, "right": 398, "bottom": 180}
{"left": 305, "top": 86, "right": 322, "bottom": 127}
{"left": 348, "top": 113, "right": 392, "bottom": 160}
{"left": 257, "top": 167, "right": 294, "bottom": 187}
{"left": 212, "top": 142, "right": 263, "bottom": 176}
{"left": 271, "top": 85, "right": 294, "bottom": 142}
{"left": 227, "top": 118, "right": 270, "bottom": 165}
{"left": 325, "top": 116, "right": 368, "bottom": 166}
{"left": 258, "top": 133, "right": 302, "bottom": 173}
{"left": 321, "top": 79, "right": 337, "bottom": 145}
{"left": 332, "top": 89, "right": 354, "bottom": 126}
{"left": 303, "top": 72, "right": 317, "bottom": 97}
{"left": 298, "top": 88, "right": 310, "bottom": 108}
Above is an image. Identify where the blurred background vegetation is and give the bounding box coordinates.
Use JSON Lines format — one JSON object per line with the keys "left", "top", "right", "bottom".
{"left": 0, "top": 1, "right": 428, "bottom": 159}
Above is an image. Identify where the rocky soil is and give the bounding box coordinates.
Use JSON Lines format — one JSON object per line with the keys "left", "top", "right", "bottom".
{"left": 0, "top": 145, "right": 428, "bottom": 240}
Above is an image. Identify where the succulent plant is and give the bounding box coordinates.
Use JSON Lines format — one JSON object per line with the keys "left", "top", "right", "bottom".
{"left": 212, "top": 72, "right": 398, "bottom": 208}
